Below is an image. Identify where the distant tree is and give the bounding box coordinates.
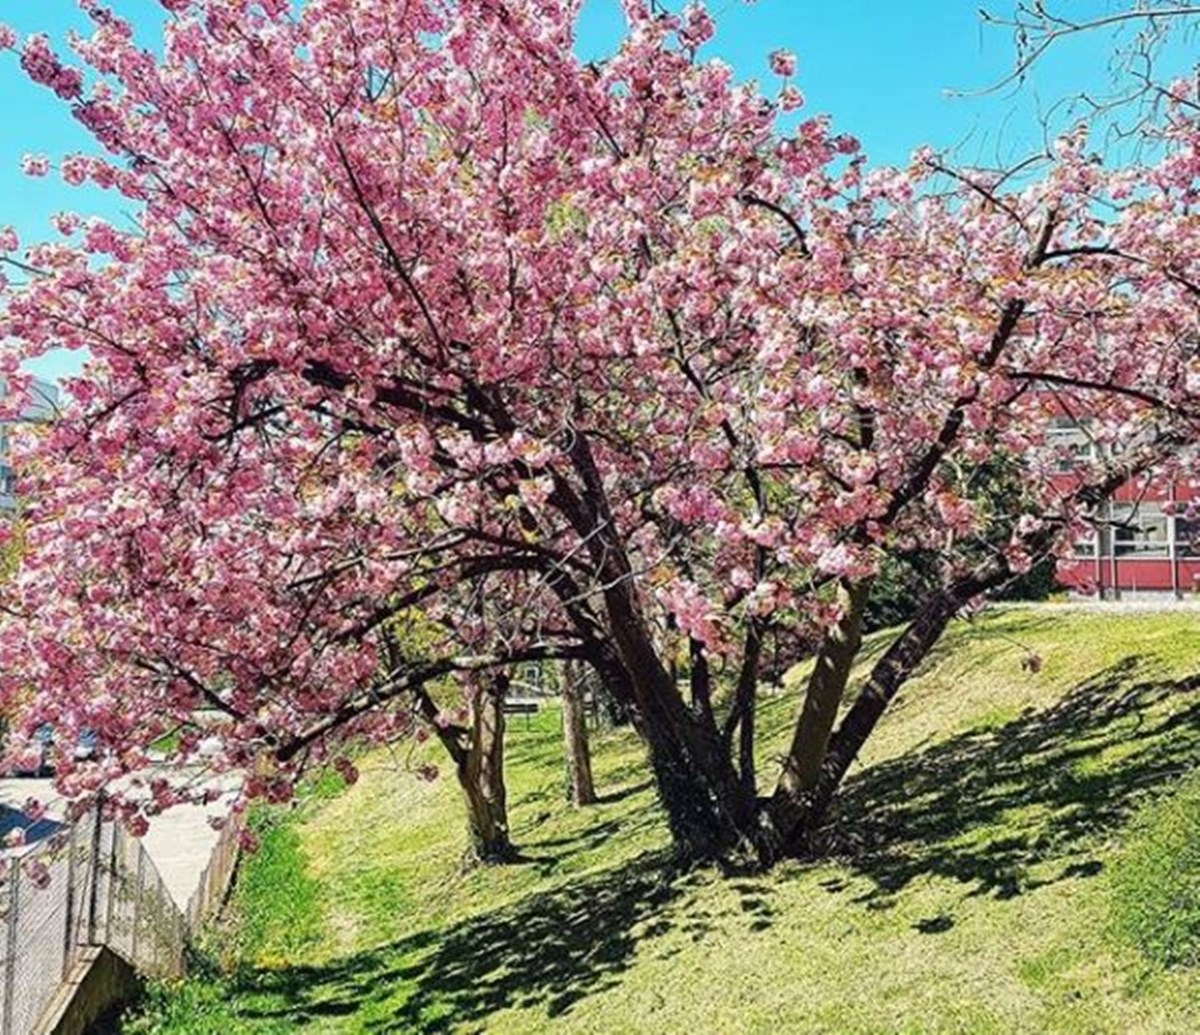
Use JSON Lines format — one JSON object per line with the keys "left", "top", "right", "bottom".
{"left": 1, "top": 0, "right": 1199, "bottom": 865}
{"left": 560, "top": 659, "right": 596, "bottom": 807}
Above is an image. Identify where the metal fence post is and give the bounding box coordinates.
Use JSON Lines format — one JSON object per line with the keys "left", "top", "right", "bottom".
{"left": 3, "top": 861, "right": 19, "bottom": 1035}
{"left": 130, "top": 848, "right": 144, "bottom": 966}
{"left": 87, "top": 800, "right": 103, "bottom": 944}
{"left": 61, "top": 818, "right": 79, "bottom": 980}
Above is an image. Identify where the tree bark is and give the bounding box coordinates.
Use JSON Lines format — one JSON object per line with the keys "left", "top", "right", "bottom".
{"left": 561, "top": 659, "right": 597, "bottom": 806}
{"left": 798, "top": 581, "right": 974, "bottom": 841}
{"left": 551, "top": 428, "right": 761, "bottom": 859}
{"left": 737, "top": 623, "right": 763, "bottom": 795}
{"left": 768, "top": 578, "right": 873, "bottom": 846}
{"left": 587, "top": 640, "right": 757, "bottom": 861}
{"left": 455, "top": 674, "right": 516, "bottom": 863}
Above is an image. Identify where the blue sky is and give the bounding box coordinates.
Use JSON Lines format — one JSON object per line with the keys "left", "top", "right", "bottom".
{"left": 0, "top": 0, "right": 1185, "bottom": 381}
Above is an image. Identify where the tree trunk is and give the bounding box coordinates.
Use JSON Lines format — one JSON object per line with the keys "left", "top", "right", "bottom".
{"left": 799, "top": 575, "right": 988, "bottom": 839}
{"left": 551, "top": 431, "right": 760, "bottom": 859}
{"left": 641, "top": 716, "right": 757, "bottom": 861}
{"left": 726, "top": 621, "right": 763, "bottom": 801}
{"left": 561, "top": 659, "right": 597, "bottom": 806}
{"left": 588, "top": 641, "right": 757, "bottom": 862}
{"left": 768, "top": 578, "right": 873, "bottom": 847}
{"left": 770, "top": 465, "right": 1149, "bottom": 855}
{"left": 583, "top": 658, "right": 632, "bottom": 728}
{"left": 456, "top": 674, "right": 516, "bottom": 863}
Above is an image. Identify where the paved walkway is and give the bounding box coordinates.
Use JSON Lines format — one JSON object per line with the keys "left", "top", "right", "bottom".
{"left": 0, "top": 771, "right": 239, "bottom": 911}
{"left": 1010, "top": 599, "right": 1200, "bottom": 614}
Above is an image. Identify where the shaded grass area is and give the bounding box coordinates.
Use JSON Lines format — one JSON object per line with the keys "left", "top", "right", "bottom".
{"left": 126, "top": 608, "right": 1200, "bottom": 1034}
{"left": 830, "top": 658, "right": 1200, "bottom": 904}
{"left": 1111, "top": 769, "right": 1200, "bottom": 967}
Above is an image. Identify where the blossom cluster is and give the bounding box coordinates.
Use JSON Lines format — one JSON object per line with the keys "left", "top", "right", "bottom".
{"left": 0, "top": 0, "right": 1197, "bottom": 828}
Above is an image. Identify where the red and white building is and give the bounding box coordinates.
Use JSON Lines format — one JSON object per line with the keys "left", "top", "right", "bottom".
{"left": 1049, "top": 419, "right": 1200, "bottom": 599}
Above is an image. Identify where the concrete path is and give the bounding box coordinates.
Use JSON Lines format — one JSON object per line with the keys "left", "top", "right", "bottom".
{"left": 140, "top": 775, "right": 240, "bottom": 910}
{"left": 1008, "top": 599, "right": 1200, "bottom": 613}
{"left": 0, "top": 771, "right": 240, "bottom": 912}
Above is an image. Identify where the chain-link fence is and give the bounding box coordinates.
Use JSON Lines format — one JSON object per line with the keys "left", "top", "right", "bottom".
{"left": 0, "top": 802, "right": 202, "bottom": 1035}
{"left": 186, "top": 812, "right": 243, "bottom": 930}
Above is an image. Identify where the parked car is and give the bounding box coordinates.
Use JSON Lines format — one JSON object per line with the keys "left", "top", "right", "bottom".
{"left": 6, "top": 725, "right": 98, "bottom": 777}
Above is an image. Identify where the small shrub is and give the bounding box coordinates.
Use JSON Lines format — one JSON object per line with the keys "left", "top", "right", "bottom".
{"left": 1111, "top": 772, "right": 1200, "bottom": 967}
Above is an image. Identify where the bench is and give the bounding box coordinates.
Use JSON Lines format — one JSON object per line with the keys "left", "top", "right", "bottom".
{"left": 502, "top": 699, "right": 540, "bottom": 726}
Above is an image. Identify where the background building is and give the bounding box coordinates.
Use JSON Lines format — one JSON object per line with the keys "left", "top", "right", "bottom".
{"left": 1049, "top": 418, "right": 1200, "bottom": 599}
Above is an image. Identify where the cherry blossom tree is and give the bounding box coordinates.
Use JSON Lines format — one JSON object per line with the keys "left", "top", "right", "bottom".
{"left": 2, "top": 0, "right": 1200, "bottom": 865}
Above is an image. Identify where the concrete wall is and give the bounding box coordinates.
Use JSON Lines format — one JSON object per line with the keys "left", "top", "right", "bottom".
{"left": 32, "top": 947, "right": 141, "bottom": 1035}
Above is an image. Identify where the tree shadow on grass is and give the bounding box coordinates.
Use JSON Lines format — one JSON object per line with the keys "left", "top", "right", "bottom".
{"left": 228, "top": 849, "right": 687, "bottom": 1033}
{"left": 216, "top": 656, "right": 1200, "bottom": 1031}
{"left": 824, "top": 656, "right": 1200, "bottom": 907}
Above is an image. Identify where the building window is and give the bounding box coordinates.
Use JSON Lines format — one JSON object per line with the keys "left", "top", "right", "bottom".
{"left": 1112, "top": 502, "right": 1170, "bottom": 557}
{"left": 1175, "top": 516, "right": 1200, "bottom": 558}
{"left": 1046, "top": 418, "right": 1095, "bottom": 472}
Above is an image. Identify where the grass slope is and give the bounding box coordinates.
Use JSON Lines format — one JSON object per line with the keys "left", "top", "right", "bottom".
{"left": 128, "top": 607, "right": 1200, "bottom": 1034}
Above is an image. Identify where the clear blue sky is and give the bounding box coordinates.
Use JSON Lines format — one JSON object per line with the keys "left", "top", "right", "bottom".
{"left": 0, "top": 0, "right": 1183, "bottom": 381}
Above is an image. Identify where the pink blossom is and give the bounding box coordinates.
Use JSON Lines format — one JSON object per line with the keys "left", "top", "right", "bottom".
{"left": 126, "top": 814, "right": 150, "bottom": 838}
{"left": 20, "top": 35, "right": 82, "bottom": 100}
{"left": 24, "top": 860, "right": 51, "bottom": 890}
{"left": 779, "top": 85, "right": 804, "bottom": 112}
{"left": 21, "top": 154, "right": 50, "bottom": 177}
{"left": 681, "top": 3, "right": 715, "bottom": 47}
{"left": 51, "top": 212, "right": 80, "bottom": 236}
{"left": 60, "top": 155, "right": 89, "bottom": 186}
{"left": 769, "top": 49, "right": 796, "bottom": 77}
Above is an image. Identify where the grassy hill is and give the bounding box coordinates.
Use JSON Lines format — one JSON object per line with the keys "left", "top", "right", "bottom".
{"left": 128, "top": 606, "right": 1200, "bottom": 1034}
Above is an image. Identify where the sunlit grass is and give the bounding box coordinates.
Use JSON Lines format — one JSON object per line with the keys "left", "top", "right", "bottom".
{"left": 126, "top": 607, "right": 1200, "bottom": 1034}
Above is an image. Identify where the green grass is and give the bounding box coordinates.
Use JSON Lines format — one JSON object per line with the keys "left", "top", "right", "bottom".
{"left": 126, "top": 607, "right": 1200, "bottom": 1034}
{"left": 226, "top": 809, "right": 323, "bottom": 964}
{"left": 1111, "top": 770, "right": 1200, "bottom": 968}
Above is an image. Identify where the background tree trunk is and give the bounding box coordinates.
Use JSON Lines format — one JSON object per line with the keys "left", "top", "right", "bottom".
{"left": 456, "top": 674, "right": 516, "bottom": 863}
{"left": 561, "top": 659, "right": 597, "bottom": 806}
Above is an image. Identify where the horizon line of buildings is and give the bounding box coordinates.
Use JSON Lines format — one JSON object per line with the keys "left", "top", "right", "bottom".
{"left": 1050, "top": 418, "right": 1200, "bottom": 600}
